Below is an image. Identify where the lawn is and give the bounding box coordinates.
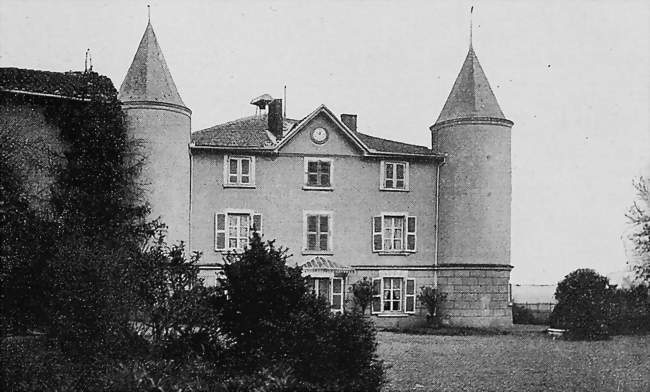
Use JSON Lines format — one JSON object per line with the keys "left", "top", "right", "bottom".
{"left": 377, "top": 331, "right": 650, "bottom": 392}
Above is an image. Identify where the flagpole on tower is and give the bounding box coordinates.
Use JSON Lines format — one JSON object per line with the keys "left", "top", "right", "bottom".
{"left": 469, "top": 6, "right": 474, "bottom": 49}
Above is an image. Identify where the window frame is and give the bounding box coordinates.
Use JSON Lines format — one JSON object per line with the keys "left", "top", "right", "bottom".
{"left": 303, "top": 157, "right": 334, "bottom": 191}
{"left": 379, "top": 160, "right": 409, "bottom": 191}
{"left": 371, "top": 277, "right": 416, "bottom": 315}
{"left": 303, "top": 210, "right": 334, "bottom": 255}
{"left": 308, "top": 276, "right": 344, "bottom": 313}
{"left": 372, "top": 212, "right": 417, "bottom": 254}
{"left": 223, "top": 155, "right": 256, "bottom": 188}
{"left": 214, "top": 209, "right": 263, "bottom": 252}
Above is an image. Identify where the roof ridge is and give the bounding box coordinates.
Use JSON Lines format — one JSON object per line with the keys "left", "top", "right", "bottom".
{"left": 355, "top": 131, "right": 432, "bottom": 149}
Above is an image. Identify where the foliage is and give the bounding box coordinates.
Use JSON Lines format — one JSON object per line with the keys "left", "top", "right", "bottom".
{"left": 418, "top": 286, "right": 447, "bottom": 324}
{"left": 549, "top": 269, "right": 612, "bottom": 340}
{"left": 218, "top": 233, "right": 385, "bottom": 391}
{"left": 608, "top": 284, "right": 650, "bottom": 335}
{"left": 351, "top": 276, "right": 374, "bottom": 315}
{"left": 128, "top": 233, "right": 227, "bottom": 361}
{"left": 627, "top": 177, "right": 650, "bottom": 282}
{"left": 0, "top": 154, "right": 52, "bottom": 334}
{"left": 511, "top": 303, "right": 537, "bottom": 325}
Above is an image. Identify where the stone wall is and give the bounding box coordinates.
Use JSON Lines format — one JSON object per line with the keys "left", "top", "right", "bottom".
{"left": 437, "top": 267, "right": 513, "bottom": 327}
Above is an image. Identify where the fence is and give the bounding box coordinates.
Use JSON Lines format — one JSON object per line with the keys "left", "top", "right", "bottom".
{"left": 512, "top": 302, "right": 555, "bottom": 325}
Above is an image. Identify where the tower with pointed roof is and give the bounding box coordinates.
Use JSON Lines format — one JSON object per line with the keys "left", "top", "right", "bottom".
{"left": 119, "top": 21, "right": 191, "bottom": 245}
{"left": 431, "top": 43, "right": 514, "bottom": 327}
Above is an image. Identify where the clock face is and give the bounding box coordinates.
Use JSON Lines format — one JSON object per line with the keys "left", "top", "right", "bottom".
{"left": 311, "top": 127, "right": 329, "bottom": 144}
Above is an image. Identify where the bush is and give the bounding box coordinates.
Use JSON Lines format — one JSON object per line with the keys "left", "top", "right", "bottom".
{"left": 351, "top": 277, "right": 373, "bottom": 315}
{"left": 512, "top": 304, "right": 537, "bottom": 325}
{"left": 609, "top": 284, "right": 650, "bottom": 335}
{"left": 550, "top": 269, "right": 612, "bottom": 340}
{"left": 127, "top": 232, "right": 225, "bottom": 361}
{"left": 218, "top": 233, "right": 385, "bottom": 391}
{"left": 418, "top": 286, "right": 447, "bottom": 325}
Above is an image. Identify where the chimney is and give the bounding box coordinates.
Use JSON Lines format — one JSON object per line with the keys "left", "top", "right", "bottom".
{"left": 341, "top": 114, "right": 357, "bottom": 132}
{"left": 268, "top": 98, "right": 283, "bottom": 140}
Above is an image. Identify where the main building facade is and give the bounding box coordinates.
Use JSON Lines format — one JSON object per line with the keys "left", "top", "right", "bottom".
{"left": 1, "top": 19, "right": 514, "bottom": 328}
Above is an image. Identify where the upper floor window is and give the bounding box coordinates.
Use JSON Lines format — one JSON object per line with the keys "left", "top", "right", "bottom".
{"left": 304, "top": 158, "right": 332, "bottom": 190}
{"left": 304, "top": 211, "right": 333, "bottom": 254}
{"left": 380, "top": 161, "right": 409, "bottom": 191}
{"left": 224, "top": 155, "right": 255, "bottom": 187}
{"left": 215, "top": 210, "right": 262, "bottom": 252}
{"left": 372, "top": 213, "right": 416, "bottom": 253}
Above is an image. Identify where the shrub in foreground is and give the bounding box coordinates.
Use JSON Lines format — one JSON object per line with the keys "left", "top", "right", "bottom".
{"left": 550, "top": 269, "right": 612, "bottom": 340}
{"left": 219, "top": 233, "right": 385, "bottom": 391}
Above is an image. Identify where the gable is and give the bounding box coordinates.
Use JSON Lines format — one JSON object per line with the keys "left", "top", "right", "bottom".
{"left": 278, "top": 111, "right": 365, "bottom": 156}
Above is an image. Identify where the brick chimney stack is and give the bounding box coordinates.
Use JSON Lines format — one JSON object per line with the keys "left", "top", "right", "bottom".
{"left": 268, "top": 98, "right": 283, "bottom": 140}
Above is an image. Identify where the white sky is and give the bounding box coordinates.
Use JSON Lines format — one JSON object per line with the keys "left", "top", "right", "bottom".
{"left": 1, "top": 0, "right": 648, "bottom": 284}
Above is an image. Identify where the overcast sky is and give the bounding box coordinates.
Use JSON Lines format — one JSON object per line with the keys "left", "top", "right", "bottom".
{"left": 1, "top": 0, "right": 648, "bottom": 284}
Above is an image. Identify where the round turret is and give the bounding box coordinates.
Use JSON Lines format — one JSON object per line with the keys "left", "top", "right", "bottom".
{"left": 431, "top": 46, "right": 513, "bottom": 327}
{"left": 119, "top": 22, "right": 191, "bottom": 245}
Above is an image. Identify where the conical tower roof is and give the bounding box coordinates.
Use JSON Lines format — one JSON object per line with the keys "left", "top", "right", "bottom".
{"left": 119, "top": 22, "right": 186, "bottom": 108}
{"left": 435, "top": 47, "right": 505, "bottom": 124}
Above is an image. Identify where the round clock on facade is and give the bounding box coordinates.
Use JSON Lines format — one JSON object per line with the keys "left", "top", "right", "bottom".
{"left": 310, "top": 127, "right": 329, "bottom": 144}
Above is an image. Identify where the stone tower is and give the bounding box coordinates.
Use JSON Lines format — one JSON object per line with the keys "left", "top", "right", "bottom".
{"left": 119, "top": 21, "right": 191, "bottom": 245}
{"left": 431, "top": 45, "right": 514, "bottom": 327}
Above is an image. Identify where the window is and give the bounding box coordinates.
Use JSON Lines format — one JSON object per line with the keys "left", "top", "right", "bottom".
{"left": 224, "top": 155, "right": 255, "bottom": 187}
{"left": 372, "top": 277, "right": 416, "bottom": 314}
{"left": 215, "top": 210, "right": 262, "bottom": 251}
{"left": 308, "top": 277, "right": 344, "bottom": 312}
{"left": 304, "top": 158, "right": 332, "bottom": 189}
{"left": 304, "top": 212, "right": 332, "bottom": 253}
{"left": 372, "top": 213, "right": 416, "bottom": 253}
{"left": 380, "top": 161, "right": 409, "bottom": 191}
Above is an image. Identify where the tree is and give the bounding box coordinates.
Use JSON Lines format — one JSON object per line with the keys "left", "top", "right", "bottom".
{"left": 627, "top": 177, "right": 650, "bottom": 282}
{"left": 549, "top": 269, "right": 612, "bottom": 340}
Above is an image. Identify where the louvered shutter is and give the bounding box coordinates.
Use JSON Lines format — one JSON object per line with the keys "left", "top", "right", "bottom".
{"left": 215, "top": 213, "right": 226, "bottom": 251}
{"left": 406, "top": 216, "right": 417, "bottom": 252}
{"left": 371, "top": 278, "right": 382, "bottom": 314}
{"left": 252, "top": 213, "right": 263, "bottom": 234}
{"left": 372, "top": 216, "right": 383, "bottom": 252}
{"left": 405, "top": 278, "right": 416, "bottom": 313}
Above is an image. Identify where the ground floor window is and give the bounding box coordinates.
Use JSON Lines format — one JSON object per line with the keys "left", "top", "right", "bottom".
{"left": 308, "top": 277, "right": 344, "bottom": 312}
{"left": 372, "top": 277, "right": 416, "bottom": 314}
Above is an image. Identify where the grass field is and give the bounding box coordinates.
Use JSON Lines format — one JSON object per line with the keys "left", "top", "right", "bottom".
{"left": 377, "top": 331, "right": 650, "bottom": 392}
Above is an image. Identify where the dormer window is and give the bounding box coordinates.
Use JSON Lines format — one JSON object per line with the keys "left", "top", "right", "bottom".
{"left": 380, "top": 161, "right": 409, "bottom": 191}
{"left": 224, "top": 155, "right": 255, "bottom": 187}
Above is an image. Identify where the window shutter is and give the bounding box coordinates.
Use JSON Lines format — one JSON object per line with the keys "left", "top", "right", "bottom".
{"left": 252, "top": 213, "right": 263, "bottom": 234}
{"left": 215, "top": 213, "right": 226, "bottom": 251}
{"left": 371, "top": 278, "right": 382, "bottom": 314}
{"left": 407, "top": 216, "right": 417, "bottom": 252}
{"left": 331, "top": 278, "right": 343, "bottom": 312}
{"left": 405, "top": 278, "right": 416, "bottom": 313}
{"left": 372, "top": 216, "right": 383, "bottom": 252}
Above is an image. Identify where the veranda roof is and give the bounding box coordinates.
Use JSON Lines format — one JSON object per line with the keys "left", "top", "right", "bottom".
{"left": 300, "top": 256, "right": 354, "bottom": 274}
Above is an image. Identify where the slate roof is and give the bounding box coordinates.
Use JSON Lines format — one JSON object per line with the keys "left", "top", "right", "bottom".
{"left": 119, "top": 22, "right": 186, "bottom": 107}
{"left": 191, "top": 114, "right": 298, "bottom": 147}
{"left": 0, "top": 67, "right": 114, "bottom": 100}
{"left": 192, "top": 111, "right": 436, "bottom": 156}
{"left": 355, "top": 131, "right": 433, "bottom": 155}
{"left": 435, "top": 46, "right": 506, "bottom": 124}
